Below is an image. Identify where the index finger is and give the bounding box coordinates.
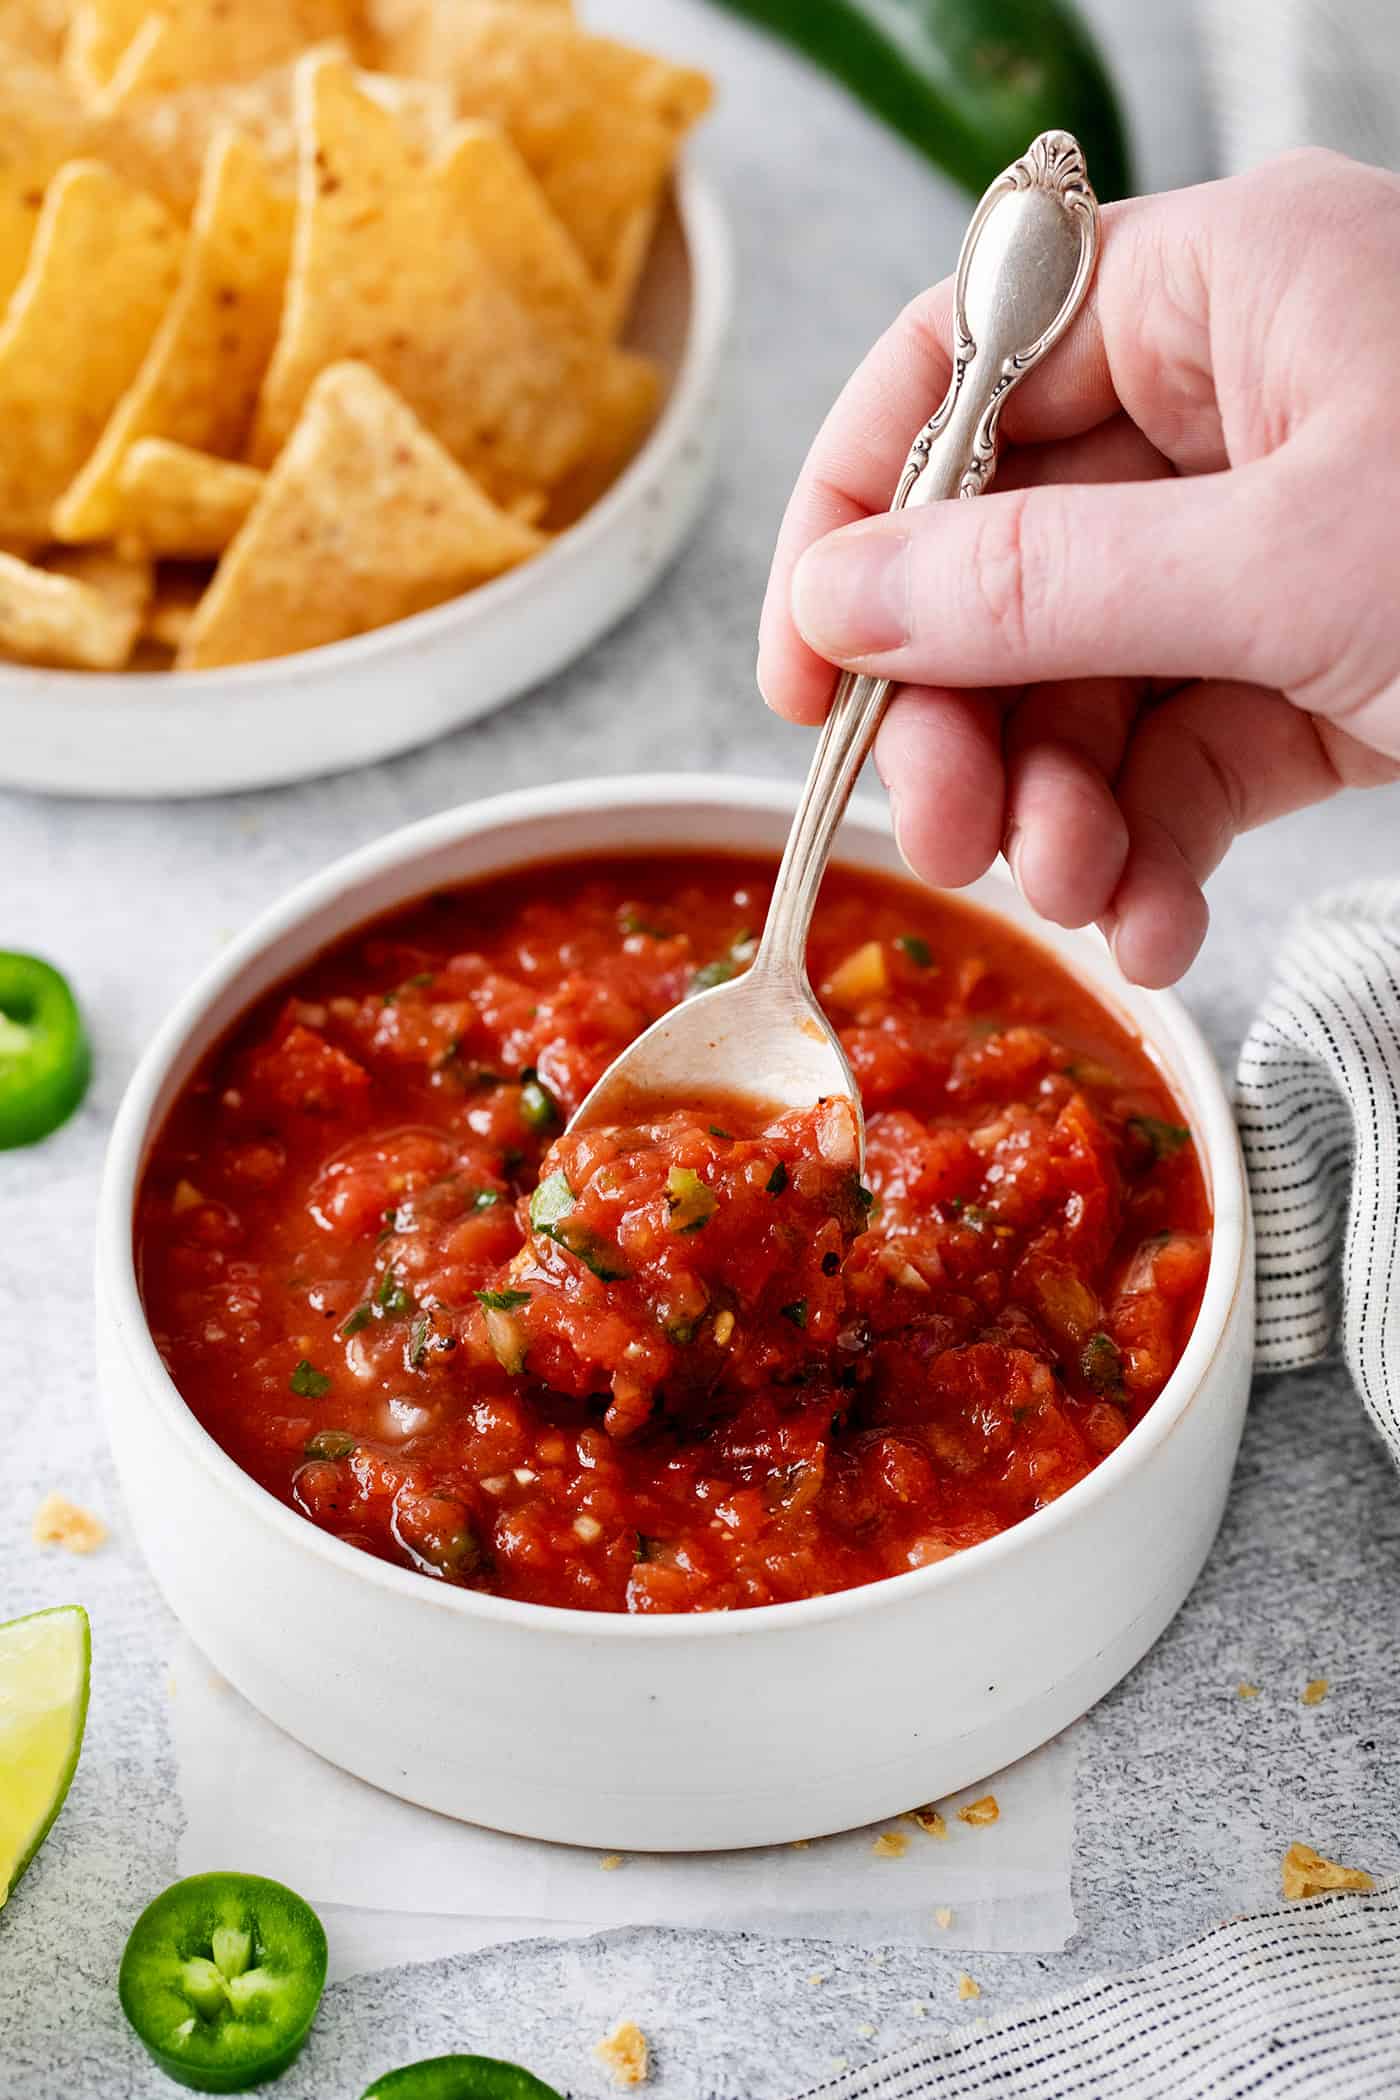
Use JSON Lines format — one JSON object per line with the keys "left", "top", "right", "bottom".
{"left": 755, "top": 200, "right": 1139, "bottom": 724}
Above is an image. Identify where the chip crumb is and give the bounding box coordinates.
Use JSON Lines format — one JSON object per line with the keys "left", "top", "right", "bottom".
{"left": 790, "top": 1837, "right": 811, "bottom": 1849}
{"left": 1301, "top": 1678, "right": 1329, "bottom": 1707}
{"left": 599, "top": 1853, "right": 624, "bottom": 1872}
{"left": 872, "top": 1830, "right": 909, "bottom": 1859}
{"left": 31, "top": 1493, "right": 107, "bottom": 1554}
{"left": 1237, "top": 1682, "right": 1260, "bottom": 1699}
{"left": 829, "top": 2060, "right": 848, "bottom": 2077}
{"left": 909, "top": 1804, "right": 948, "bottom": 1838}
{"left": 594, "top": 2020, "right": 649, "bottom": 2087}
{"left": 913, "top": 2001, "right": 928, "bottom": 2018}
{"left": 1281, "top": 1842, "right": 1374, "bottom": 1900}
{"left": 806, "top": 1973, "right": 825, "bottom": 1987}
{"left": 957, "top": 1973, "right": 981, "bottom": 2002}
{"left": 935, "top": 1906, "right": 954, "bottom": 1930}
{"left": 957, "top": 1794, "right": 1000, "bottom": 1827}
{"left": 856, "top": 2022, "right": 876, "bottom": 2040}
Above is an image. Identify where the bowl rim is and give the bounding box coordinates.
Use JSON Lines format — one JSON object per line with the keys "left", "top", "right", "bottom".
{"left": 2, "top": 160, "right": 731, "bottom": 701}
{"left": 99, "top": 772, "right": 1251, "bottom": 1644}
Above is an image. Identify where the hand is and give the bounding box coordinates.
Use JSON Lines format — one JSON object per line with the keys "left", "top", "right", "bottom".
{"left": 757, "top": 150, "right": 1400, "bottom": 985}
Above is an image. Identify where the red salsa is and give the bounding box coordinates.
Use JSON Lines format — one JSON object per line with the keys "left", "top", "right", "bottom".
{"left": 137, "top": 855, "right": 1211, "bottom": 1613}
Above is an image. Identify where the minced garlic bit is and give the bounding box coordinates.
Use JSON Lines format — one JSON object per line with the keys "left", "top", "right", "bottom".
{"left": 872, "top": 1830, "right": 909, "bottom": 1859}
{"left": 934, "top": 1906, "right": 954, "bottom": 1930}
{"left": 957, "top": 1794, "right": 1000, "bottom": 1827}
{"left": 909, "top": 1805, "right": 948, "bottom": 1838}
{"left": 1281, "top": 1842, "right": 1374, "bottom": 1901}
{"left": 573, "top": 1514, "right": 603, "bottom": 1543}
{"left": 594, "top": 2020, "right": 649, "bottom": 2087}
{"left": 957, "top": 1973, "right": 981, "bottom": 2001}
{"left": 1237, "top": 1682, "right": 1261, "bottom": 1699}
{"left": 1301, "top": 1678, "right": 1330, "bottom": 1707}
{"left": 31, "top": 1493, "right": 107, "bottom": 1554}
{"left": 599, "top": 1853, "right": 624, "bottom": 1872}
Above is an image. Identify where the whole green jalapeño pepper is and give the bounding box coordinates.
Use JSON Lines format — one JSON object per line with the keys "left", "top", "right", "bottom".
{"left": 0, "top": 952, "right": 91, "bottom": 1149}
{"left": 708, "top": 0, "right": 1133, "bottom": 201}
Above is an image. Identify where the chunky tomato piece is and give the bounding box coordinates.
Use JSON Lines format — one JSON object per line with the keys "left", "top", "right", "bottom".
{"left": 137, "top": 855, "right": 1211, "bottom": 1613}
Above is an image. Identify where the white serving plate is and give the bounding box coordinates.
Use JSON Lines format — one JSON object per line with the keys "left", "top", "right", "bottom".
{"left": 96, "top": 776, "right": 1254, "bottom": 1851}
{"left": 0, "top": 171, "right": 731, "bottom": 800}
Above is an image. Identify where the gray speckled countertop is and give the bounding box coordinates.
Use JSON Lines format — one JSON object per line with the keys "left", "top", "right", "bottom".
{"left": 3, "top": 2, "right": 1400, "bottom": 2094}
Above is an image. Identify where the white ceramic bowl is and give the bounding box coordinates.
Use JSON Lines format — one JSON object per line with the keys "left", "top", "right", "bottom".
{"left": 97, "top": 776, "right": 1254, "bottom": 1851}
{"left": 2, "top": 171, "right": 731, "bottom": 801}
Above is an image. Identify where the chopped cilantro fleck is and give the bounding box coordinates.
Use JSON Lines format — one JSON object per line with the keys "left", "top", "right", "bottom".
{"left": 476, "top": 1287, "right": 532, "bottom": 1311}
{"left": 765, "top": 1162, "right": 788, "bottom": 1196}
{"left": 472, "top": 1188, "right": 501, "bottom": 1210}
{"left": 896, "top": 934, "right": 933, "bottom": 968}
{"left": 375, "top": 1267, "right": 413, "bottom": 1317}
{"left": 290, "top": 1359, "right": 331, "bottom": 1399}
{"left": 1128, "top": 1114, "right": 1191, "bottom": 1160}
{"left": 407, "top": 1313, "right": 432, "bottom": 1368}
{"left": 339, "top": 1302, "right": 372, "bottom": 1338}
{"left": 780, "top": 1300, "right": 808, "bottom": 1330}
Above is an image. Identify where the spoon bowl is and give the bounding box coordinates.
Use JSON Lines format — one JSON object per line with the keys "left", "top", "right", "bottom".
{"left": 571, "top": 948, "right": 859, "bottom": 1141}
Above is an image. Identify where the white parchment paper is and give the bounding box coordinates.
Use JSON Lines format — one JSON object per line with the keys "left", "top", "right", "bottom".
{"left": 169, "top": 1637, "right": 1077, "bottom": 1982}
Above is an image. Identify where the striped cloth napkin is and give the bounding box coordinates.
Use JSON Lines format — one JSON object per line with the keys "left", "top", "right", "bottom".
{"left": 1237, "top": 884, "right": 1400, "bottom": 1453}
{"left": 794, "top": 1882, "right": 1400, "bottom": 2099}
{"left": 791, "top": 882, "right": 1400, "bottom": 2098}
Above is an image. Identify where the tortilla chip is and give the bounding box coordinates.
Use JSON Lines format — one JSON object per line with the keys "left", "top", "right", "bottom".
{"left": 63, "top": 0, "right": 147, "bottom": 102}
{"left": 100, "top": 0, "right": 356, "bottom": 106}
{"left": 0, "top": 159, "right": 182, "bottom": 539}
{"left": 111, "top": 438, "right": 263, "bottom": 553}
{"left": 0, "top": 545, "right": 142, "bottom": 666}
{"left": 55, "top": 131, "right": 293, "bottom": 541}
{"left": 388, "top": 7, "right": 710, "bottom": 294}
{"left": 363, "top": 0, "right": 571, "bottom": 64}
{"left": 544, "top": 347, "right": 660, "bottom": 529}
{"left": 597, "top": 196, "right": 658, "bottom": 339}
{"left": 249, "top": 58, "right": 607, "bottom": 504}
{"left": 182, "top": 360, "right": 544, "bottom": 668}
{"left": 0, "top": 56, "right": 95, "bottom": 306}
{"left": 0, "top": 0, "right": 71, "bottom": 65}
{"left": 446, "top": 119, "right": 602, "bottom": 333}
{"left": 46, "top": 538, "right": 154, "bottom": 623}
{"left": 96, "top": 48, "right": 453, "bottom": 219}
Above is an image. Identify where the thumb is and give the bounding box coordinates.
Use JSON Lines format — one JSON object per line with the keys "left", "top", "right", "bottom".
{"left": 790, "top": 463, "right": 1304, "bottom": 696}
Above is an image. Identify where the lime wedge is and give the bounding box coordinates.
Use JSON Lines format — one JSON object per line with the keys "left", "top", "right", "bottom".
{"left": 0, "top": 1604, "right": 90, "bottom": 1908}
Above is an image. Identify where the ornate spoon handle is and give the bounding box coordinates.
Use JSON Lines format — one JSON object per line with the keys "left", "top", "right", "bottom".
{"left": 754, "top": 130, "right": 1101, "bottom": 981}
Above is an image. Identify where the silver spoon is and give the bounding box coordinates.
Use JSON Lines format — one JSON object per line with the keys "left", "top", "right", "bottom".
{"left": 573, "top": 131, "right": 1101, "bottom": 1156}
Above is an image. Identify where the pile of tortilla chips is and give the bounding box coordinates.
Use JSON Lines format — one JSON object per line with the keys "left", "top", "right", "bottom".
{"left": 0, "top": 0, "right": 711, "bottom": 670}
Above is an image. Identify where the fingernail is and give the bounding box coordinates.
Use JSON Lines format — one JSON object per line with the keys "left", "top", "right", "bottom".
{"left": 889, "top": 788, "right": 918, "bottom": 879}
{"left": 1004, "top": 822, "right": 1026, "bottom": 890}
{"left": 792, "top": 525, "right": 910, "bottom": 659}
{"left": 755, "top": 648, "right": 773, "bottom": 710}
{"left": 1099, "top": 907, "right": 1122, "bottom": 963}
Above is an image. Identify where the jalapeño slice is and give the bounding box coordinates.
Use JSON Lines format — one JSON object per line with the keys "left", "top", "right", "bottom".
{"left": 0, "top": 952, "right": 90, "bottom": 1149}
{"left": 361, "top": 2059, "right": 565, "bottom": 2100}
{"left": 118, "top": 1871, "right": 327, "bottom": 2092}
